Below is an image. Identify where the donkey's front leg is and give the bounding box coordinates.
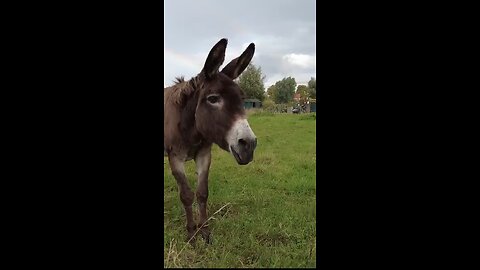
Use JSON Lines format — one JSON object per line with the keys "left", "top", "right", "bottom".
{"left": 168, "top": 155, "right": 197, "bottom": 243}
{"left": 195, "top": 145, "right": 212, "bottom": 244}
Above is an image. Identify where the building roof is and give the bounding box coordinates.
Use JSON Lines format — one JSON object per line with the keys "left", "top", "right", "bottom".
{"left": 244, "top": 99, "right": 261, "bottom": 103}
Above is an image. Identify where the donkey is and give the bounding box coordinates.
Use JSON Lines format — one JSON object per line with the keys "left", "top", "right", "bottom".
{"left": 164, "top": 38, "right": 257, "bottom": 243}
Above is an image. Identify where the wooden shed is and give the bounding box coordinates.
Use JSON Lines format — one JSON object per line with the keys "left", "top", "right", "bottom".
{"left": 309, "top": 99, "right": 316, "bottom": 112}
{"left": 244, "top": 98, "right": 262, "bottom": 109}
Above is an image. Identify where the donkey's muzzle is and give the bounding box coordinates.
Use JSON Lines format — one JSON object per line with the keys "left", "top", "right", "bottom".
{"left": 230, "top": 137, "right": 257, "bottom": 165}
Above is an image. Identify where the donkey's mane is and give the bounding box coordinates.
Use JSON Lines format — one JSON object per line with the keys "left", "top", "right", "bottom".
{"left": 168, "top": 76, "right": 205, "bottom": 105}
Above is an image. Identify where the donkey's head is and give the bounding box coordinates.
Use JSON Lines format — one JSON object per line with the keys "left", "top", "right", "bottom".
{"left": 193, "top": 38, "right": 257, "bottom": 165}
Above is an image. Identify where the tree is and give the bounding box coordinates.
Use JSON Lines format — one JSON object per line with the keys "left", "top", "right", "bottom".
{"left": 237, "top": 63, "right": 266, "bottom": 102}
{"left": 271, "top": 77, "right": 296, "bottom": 104}
{"left": 267, "top": 85, "right": 276, "bottom": 100}
{"left": 296, "top": 85, "right": 310, "bottom": 105}
{"left": 262, "top": 98, "right": 275, "bottom": 111}
{"left": 307, "top": 77, "right": 316, "bottom": 99}
{"left": 267, "top": 85, "right": 276, "bottom": 99}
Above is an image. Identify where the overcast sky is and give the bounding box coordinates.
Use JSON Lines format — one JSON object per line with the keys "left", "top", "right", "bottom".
{"left": 164, "top": 0, "right": 316, "bottom": 88}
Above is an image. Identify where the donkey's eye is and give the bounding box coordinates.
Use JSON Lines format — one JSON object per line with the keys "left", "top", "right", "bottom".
{"left": 207, "top": 95, "right": 220, "bottom": 104}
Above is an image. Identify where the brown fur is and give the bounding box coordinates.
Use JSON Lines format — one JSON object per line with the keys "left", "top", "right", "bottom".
{"left": 164, "top": 38, "right": 256, "bottom": 243}
{"left": 165, "top": 76, "right": 204, "bottom": 106}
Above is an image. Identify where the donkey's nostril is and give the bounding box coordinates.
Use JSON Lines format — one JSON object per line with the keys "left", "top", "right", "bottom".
{"left": 238, "top": 139, "right": 247, "bottom": 145}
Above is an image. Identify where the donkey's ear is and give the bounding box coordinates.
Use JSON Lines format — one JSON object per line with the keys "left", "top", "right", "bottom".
{"left": 202, "top": 38, "right": 228, "bottom": 79}
{"left": 221, "top": 43, "right": 255, "bottom": 80}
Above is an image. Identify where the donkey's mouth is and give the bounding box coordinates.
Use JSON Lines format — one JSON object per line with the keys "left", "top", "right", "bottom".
{"left": 230, "top": 146, "right": 249, "bottom": 165}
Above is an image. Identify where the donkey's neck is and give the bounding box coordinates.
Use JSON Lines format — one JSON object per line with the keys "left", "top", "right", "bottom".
{"left": 179, "top": 84, "right": 203, "bottom": 146}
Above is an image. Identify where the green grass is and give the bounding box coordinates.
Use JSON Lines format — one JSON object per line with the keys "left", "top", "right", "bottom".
{"left": 164, "top": 113, "right": 316, "bottom": 268}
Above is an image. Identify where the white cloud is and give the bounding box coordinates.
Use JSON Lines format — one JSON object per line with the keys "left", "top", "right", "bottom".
{"left": 282, "top": 53, "right": 316, "bottom": 69}
{"left": 164, "top": 0, "right": 316, "bottom": 87}
{"left": 265, "top": 72, "right": 316, "bottom": 88}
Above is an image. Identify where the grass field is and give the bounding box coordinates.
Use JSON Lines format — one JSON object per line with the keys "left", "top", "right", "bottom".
{"left": 164, "top": 112, "right": 316, "bottom": 268}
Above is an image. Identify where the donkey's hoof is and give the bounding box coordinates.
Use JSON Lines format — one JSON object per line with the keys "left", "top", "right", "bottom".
{"left": 186, "top": 224, "right": 198, "bottom": 244}
{"left": 200, "top": 230, "right": 212, "bottom": 244}
{"left": 204, "top": 234, "right": 212, "bottom": 244}
{"left": 186, "top": 233, "right": 197, "bottom": 245}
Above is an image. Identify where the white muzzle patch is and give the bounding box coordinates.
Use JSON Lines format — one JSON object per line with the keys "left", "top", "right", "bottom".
{"left": 226, "top": 118, "right": 256, "bottom": 152}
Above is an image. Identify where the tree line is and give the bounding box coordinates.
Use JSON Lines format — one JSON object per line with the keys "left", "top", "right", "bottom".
{"left": 237, "top": 63, "right": 316, "bottom": 108}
